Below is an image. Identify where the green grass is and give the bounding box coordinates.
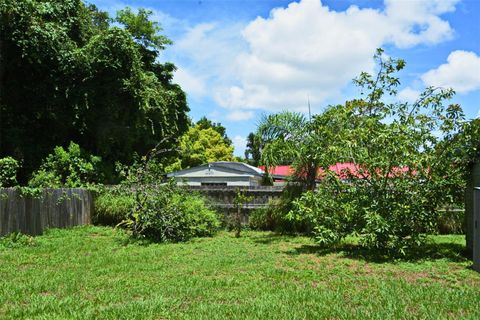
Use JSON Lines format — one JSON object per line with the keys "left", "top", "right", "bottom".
{"left": 1, "top": 226, "right": 479, "bottom": 319}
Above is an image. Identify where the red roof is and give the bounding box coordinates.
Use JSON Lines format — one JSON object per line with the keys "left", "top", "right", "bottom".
{"left": 258, "top": 163, "right": 413, "bottom": 180}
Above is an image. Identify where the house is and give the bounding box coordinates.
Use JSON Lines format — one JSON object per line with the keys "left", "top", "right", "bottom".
{"left": 166, "top": 161, "right": 265, "bottom": 187}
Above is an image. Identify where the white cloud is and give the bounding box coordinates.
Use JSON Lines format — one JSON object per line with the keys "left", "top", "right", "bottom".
{"left": 421, "top": 50, "right": 480, "bottom": 93}
{"left": 212, "top": 0, "right": 460, "bottom": 112}
{"left": 398, "top": 87, "right": 421, "bottom": 103}
{"left": 226, "top": 110, "right": 254, "bottom": 121}
{"left": 232, "top": 135, "right": 247, "bottom": 156}
{"left": 383, "top": 0, "right": 457, "bottom": 47}
{"left": 97, "top": 0, "right": 462, "bottom": 115}
{"left": 173, "top": 67, "right": 207, "bottom": 98}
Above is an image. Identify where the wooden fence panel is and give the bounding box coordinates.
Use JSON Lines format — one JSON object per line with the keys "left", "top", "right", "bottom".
{"left": 0, "top": 188, "right": 92, "bottom": 236}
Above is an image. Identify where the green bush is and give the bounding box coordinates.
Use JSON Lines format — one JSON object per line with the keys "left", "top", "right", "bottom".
{"left": 249, "top": 184, "right": 312, "bottom": 233}
{"left": 94, "top": 189, "right": 135, "bottom": 226}
{"left": 436, "top": 208, "right": 465, "bottom": 234}
{"left": 117, "top": 181, "right": 220, "bottom": 242}
{"left": 0, "top": 157, "right": 19, "bottom": 187}
{"left": 249, "top": 206, "right": 277, "bottom": 231}
{"left": 29, "top": 142, "right": 101, "bottom": 188}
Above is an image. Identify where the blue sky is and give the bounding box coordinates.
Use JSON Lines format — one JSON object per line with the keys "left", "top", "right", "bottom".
{"left": 88, "top": 0, "right": 480, "bottom": 156}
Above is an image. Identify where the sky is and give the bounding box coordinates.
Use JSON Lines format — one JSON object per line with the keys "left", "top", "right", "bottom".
{"left": 88, "top": 0, "right": 480, "bottom": 156}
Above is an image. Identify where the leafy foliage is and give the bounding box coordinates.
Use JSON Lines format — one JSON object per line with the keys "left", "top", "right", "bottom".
{"left": 244, "top": 132, "right": 262, "bottom": 166}
{"left": 196, "top": 116, "right": 232, "bottom": 146}
{"left": 166, "top": 126, "right": 234, "bottom": 171}
{"left": 28, "top": 142, "right": 101, "bottom": 188}
{"left": 249, "top": 184, "right": 310, "bottom": 233}
{"left": 0, "top": 1, "right": 189, "bottom": 182}
{"left": 285, "top": 49, "right": 464, "bottom": 255}
{"left": 111, "top": 147, "right": 220, "bottom": 242}
{"left": 0, "top": 157, "right": 19, "bottom": 187}
{"left": 94, "top": 188, "right": 135, "bottom": 226}
{"left": 257, "top": 111, "right": 321, "bottom": 190}
{"left": 117, "top": 180, "right": 220, "bottom": 242}
{"left": 0, "top": 232, "right": 36, "bottom": 248}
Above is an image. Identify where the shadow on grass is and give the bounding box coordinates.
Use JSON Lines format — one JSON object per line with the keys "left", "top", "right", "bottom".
{"left": 251, "top": 232, "right": 301, "bottom": 244}
{"left": 286, "top": 241, "right": 469, "bottom": 263}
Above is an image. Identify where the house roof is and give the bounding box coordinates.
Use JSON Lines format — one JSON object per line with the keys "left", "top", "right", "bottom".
{"left": 167, "top": 161, "right": 265, "bottom": 178}
{"left": 259, "top": 163, "right": 364, "bottom": 180}
{"left": 260, "top": 163, "right": 413, "bottom": 180}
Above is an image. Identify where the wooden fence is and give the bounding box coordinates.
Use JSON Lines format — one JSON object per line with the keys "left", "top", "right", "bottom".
{"left": 0, "top": 188, "right": 92, "bottom": 236}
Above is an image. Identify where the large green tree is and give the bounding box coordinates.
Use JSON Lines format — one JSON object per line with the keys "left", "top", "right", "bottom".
{"left": 195, "top": 116, "right": 232, "bottom": 146}
{"left": 0, "top": 0, "right": 189, "bottom": 182}
{"left": 289, "top": 49, "right": 464, "bottom": 254}
{"left": 166, "top": 126, "right": 234, "bottom": 172}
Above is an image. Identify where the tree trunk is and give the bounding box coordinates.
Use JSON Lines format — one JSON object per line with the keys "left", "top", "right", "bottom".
{"left": 235, "top": 204, "right": 242, "bottom": 238}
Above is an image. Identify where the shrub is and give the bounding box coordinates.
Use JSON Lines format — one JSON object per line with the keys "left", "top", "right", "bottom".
{"left": 94, "top": 188, "right": 135, "bottom": 226}
{"left": 0, "top": 157, "right": 19, "bottom": 187}
{"left": 249, "top": 184, "right": 312, "bottom": 233}
{"left": 249, "top": 206, "right": 277, "bottom": 231}
{"left": 288, "top": 179, "right": 359, "bottom": 246}
{"left": 29, "top": 142, "right": 101, "bottom": 187}
{"left": 436, "top": 208, "right": 465, "bottom": 234}
{"left": 118, "top": 181, "right": 220, "bottom": 242}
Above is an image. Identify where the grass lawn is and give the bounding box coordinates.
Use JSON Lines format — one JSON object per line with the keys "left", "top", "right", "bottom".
{"left": 1, "top": 226, "right": 479, "bottom": 319}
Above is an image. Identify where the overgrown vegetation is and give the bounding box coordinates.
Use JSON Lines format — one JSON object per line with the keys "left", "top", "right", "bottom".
{"left": 256, "top": 49, "right": 467, "bottom": 255}
{"left": 0, "top": 157, "right": 19, "bottom": 187}
{"left": 28, "top": 142, "right": 101, "bottom": 188}
{"left": 93, "top": 188, "right": 135, "bottom": 226}
{"left": 96, "top": 148, "right": 220, "bottom": 242}
{"left": 116, "top": 181, "right": 220, "bottom": 242}
{"left": 0, "top": 0, "right": 189, "bottom": 182}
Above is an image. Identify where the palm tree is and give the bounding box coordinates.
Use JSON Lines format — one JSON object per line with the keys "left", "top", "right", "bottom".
{"left": 256, "top": 111, "right": 319, "bottom": 190}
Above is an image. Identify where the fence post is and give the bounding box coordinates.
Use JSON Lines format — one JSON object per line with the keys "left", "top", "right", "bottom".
{"left": 473, "top": 188, "right": 480, "bottom": 272}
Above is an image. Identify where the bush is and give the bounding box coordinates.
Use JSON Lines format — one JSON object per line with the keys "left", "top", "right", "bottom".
{"left": 249, "top": 184, "right": 313, "bottom": 233}
{"left": 0, "top": 157, "right": 19, "bottom": 187}
{"left": 436, "top": 208, "right": 465, "bottom": 234}
{"left": 117, "top": 181, "right": 220, "bottom": 242}
{"left": 249, "top": 206, "right": 277, "bottom": 231}
{"left": 29, "top": 142, "right": 101, "bottom": 187}
{"left": 288, "top": 181, "right": 359, "bottom": 246}
{"left": 94, "top": 188, "right": 135, "bottom": 226}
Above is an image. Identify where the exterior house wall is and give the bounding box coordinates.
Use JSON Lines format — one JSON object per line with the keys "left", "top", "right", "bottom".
{"left": 169, "top": 164, "right": 264, "bottom": 187}
{"left": 173, "top": 176, "right": 260, "bottom": 187}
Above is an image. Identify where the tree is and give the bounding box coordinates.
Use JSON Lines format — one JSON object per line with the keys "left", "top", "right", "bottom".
{"left": 289, "top": 49, "right": 464, "bottom": 254}
{"left": 256, "top": 111, "right": 321, "bottom": 190}
{"left": 244, "top": 132, "right": 262, "bottom": 166}
{"left": 166, "top": 126, "right": 234, "bottom": 171}
{"left": 196, "top": 116, "right": 232, "bottom": 146}
{"left": 0, "top": 1, "right": 189, "bottom": 183}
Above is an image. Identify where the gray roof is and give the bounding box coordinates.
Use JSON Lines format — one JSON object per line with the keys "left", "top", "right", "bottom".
{"left": 166, "top": 161, "right": 265, "bottom": 177}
